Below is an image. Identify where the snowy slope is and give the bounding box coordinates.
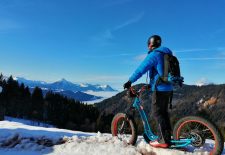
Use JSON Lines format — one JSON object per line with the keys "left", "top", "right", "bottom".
{"left": 4, "top": 116, "right": 54, "bottom": 128}
{"left": 0, "top": 118, "right": 224, "bottom": 155}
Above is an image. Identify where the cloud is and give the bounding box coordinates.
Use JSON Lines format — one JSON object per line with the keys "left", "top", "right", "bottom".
{"left": 134, "top": 54, "right": 147, "bottom": 61}
{"left": 90, "top": 29, "right": 114, "bottom": 45}
{"left": 83, "top": 53, "right": 135, "bottom": 59}
{"left": 132, "top": 47, "right": 225, "bottom": 63}
{"left": 173, "top": 47, "right": 225, "bottom": 61}
{"left": 180, "top": 57, "right": 225, "bottom": 61}
{"left": 90, "top": 12, "right": 144, "bottom": 46}
{"left": 114, "top": 12, "right": 144, "bottom": 30}
{"left": 101, "top": 29, "right": 114, "bottom": 40}
{"left": 174, "top": 48, "right": 211, "bottom": 53}
{"left": 174, "top": 47, "right": 225, "bottom": 54}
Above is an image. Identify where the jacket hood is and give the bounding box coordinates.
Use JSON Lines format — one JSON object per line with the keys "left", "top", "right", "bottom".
{"left": 154, "top": 46, "right": 172, "bottom": 55}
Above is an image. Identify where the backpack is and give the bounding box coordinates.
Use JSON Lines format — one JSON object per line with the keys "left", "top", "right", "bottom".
{"left": 157, "top": 52, "right": 184, "bottom": 87}
{"left": 156, "top": 52, "right": 184, "bottom": 109}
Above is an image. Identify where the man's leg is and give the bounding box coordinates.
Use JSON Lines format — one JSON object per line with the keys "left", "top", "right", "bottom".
{"left": 151, "top": 91, "right": 172, "bottom": 145}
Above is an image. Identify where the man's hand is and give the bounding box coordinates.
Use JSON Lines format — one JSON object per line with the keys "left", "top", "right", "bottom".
{"left": 123, "top": 81, "right": 131, "bottom": 89}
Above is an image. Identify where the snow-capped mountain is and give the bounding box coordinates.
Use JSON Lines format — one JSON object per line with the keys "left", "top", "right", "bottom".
{"left": 16, "top": 77, "right": 116, "bottom": 92}
{"left": 15, "top": 77, "right": 116, "bottom": 102}
{"left": 195, "top": 78, "right": 213, "bottom": 86}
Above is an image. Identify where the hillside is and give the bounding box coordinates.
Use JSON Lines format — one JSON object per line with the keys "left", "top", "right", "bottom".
{"left": 95, "top": 84, "right": 225, "bottom": 132}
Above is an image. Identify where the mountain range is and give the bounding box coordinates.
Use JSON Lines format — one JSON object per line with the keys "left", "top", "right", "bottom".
{"left": 95, "top": 83, "right": 225, "bottom": 129}
{"left": 15, "top": 77, "right": 117, "bottom": 102}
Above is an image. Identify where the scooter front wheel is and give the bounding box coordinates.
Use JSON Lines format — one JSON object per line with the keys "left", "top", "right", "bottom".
{"left": 173, "top": 116, "right": 224, "bottom": 155}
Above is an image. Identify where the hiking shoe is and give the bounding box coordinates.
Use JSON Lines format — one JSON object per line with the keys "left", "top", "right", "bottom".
{"left": 149, "top": 140, "right": 169, "bottom": 148}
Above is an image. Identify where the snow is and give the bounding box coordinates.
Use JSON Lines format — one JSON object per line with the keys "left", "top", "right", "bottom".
{"left": 97, "top": 85, "right": 107, "bottom": 89}
{"left": 80, "top": 83, "right": 88, "bottom": 87}
{"left": 4, "top": 116, "right": 54, "bottom": 128}
{"left": 195, "top": 78, "right": 213, "bottom": 86}
{"left": 0, "top": 117, "right": 224, "bottom": 155}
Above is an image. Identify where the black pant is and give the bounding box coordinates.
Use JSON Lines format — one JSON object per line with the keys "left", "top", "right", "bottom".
{"left": 152, "top": 91, "right": 172, "bottom": 144}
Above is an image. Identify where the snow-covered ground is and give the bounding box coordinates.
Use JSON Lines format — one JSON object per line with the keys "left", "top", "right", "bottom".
{"left": 4, "top": 116, "right": 54, "bottom": 128}
{"left": 0, "top": 117, "right": 224, "bottom": 155}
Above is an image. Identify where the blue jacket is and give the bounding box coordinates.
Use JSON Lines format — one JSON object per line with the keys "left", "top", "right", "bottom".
{"left": 129, "top": 46, "right": 173, "bottom": 91}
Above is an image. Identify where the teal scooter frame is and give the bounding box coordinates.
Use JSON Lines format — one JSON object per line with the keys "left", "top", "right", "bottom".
{"left": 132, "top": 94, "right": 192, "bottom": 148}
{"left": 111, "top": 85, "right": 224, "bottom": 155}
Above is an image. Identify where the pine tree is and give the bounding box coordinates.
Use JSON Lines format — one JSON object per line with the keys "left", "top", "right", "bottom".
{"left": 0, "top": 73, "right": 4, "bottom": 120}
{"left": 5, "top": 76, "right": 20, "bottom": 117}
{"left": 31, "top": 87, "right": 44, "bottom": 121}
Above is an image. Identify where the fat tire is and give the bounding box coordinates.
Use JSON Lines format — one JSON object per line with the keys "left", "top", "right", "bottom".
{"left": 111, "top": 113, "right": 137, "bottom": 145}
{"left": 173, "top": 116, "right": 224, "bottom": 155}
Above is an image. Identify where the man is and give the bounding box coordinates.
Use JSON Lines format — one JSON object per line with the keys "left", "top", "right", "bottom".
{"left": 124, "top": 35, "right": 173, "bottom": 148}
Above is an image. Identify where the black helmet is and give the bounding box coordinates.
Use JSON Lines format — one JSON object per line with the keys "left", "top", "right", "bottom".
{"left": 147, "top": 35, "right": 161, "bottom": 49}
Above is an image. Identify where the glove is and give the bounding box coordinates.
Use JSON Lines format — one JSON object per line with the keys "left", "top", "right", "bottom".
{"left": 123, "top": 81, "right": 131, "bottom": 89}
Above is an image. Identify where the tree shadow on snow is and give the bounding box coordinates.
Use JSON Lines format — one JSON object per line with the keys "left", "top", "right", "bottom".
{"left": 0, "top": 127, "right": 95, "bottom": 154}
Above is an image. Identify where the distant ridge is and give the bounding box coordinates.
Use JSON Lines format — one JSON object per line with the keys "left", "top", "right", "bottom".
{"left": 13, "top": 77, "right": 117, "bottom": 101}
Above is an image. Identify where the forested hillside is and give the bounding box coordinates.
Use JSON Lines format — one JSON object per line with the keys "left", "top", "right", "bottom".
{"left": 95, "top": 84, "right": 225, "bottom": 135}
{"left": 0, "top": 74, "right": 99, "bottom": 132}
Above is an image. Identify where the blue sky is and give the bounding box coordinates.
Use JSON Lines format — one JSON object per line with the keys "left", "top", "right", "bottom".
{"left": 0, "top": 0, "right": 225, "bottom": 90}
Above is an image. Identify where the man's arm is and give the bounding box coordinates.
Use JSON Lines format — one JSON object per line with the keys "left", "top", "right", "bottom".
{"left": 129, "top": 53, "right": 157, "bottom": 83}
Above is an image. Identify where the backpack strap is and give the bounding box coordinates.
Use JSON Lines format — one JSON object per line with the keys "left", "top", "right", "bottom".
{"left": 153, "top": 51, "right": 171, "bottom": 89}
{"left": 162, "top": 54, "right": 169, "bottom": 82}
{"left": 154, "top": 50, "right": 171, "bottom": 82}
